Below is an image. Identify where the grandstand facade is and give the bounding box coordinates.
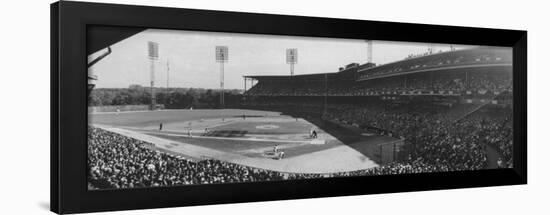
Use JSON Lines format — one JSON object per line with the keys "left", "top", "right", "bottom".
{"left": 244, "top": 46, "right": 512, "bottom": 104}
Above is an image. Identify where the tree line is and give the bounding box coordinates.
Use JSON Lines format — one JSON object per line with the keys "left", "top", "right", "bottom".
{"left": 89, "top": 85, "right": 243, "bottom": 109}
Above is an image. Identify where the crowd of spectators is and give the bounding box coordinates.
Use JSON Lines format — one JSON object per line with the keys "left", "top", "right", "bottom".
{"left": 466, "top": 110, "right": 513, "bottom": 168}
{"left": 88, "top": 126, "right": 296, "bottom": 188}
{"left": 323, "top": 103, "right": 513, "bottom": 170}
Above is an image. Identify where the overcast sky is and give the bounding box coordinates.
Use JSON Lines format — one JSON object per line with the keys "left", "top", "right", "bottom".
{"left": 89, "top": 28, "right": 474, "bottom": 89}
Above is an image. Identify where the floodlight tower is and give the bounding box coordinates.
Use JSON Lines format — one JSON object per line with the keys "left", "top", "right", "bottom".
{"left": 286, "top": 49, "right": 298, "bottom": 76}
{"left": 367, "top": 40, "right": 373, "bottom": 63}
{"left": 148, "top": 41, "right": 159, "bottom": 110}
{"left": 216, "top": 46, "right": 228, "bottom": 108}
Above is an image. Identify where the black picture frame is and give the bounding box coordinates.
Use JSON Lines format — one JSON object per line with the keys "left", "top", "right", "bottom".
{"left": 51, "top": 1, "right": 527, "bottom": 214}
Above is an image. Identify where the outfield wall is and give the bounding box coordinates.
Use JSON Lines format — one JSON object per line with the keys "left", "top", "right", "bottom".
{"left": 88, "top": 105, "right": 150, "bottom": 113}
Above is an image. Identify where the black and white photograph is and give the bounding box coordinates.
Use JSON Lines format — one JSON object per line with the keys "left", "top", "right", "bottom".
{"left": 87, "top": 27, "right": 513, "bottom": 190}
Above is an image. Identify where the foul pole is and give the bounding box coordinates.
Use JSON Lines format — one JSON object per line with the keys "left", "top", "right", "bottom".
{"left": 166, "top": 59, "right": 170, "bottom": 105}
{"left": 324, "top": 73, "right": 328, "bottom": 115}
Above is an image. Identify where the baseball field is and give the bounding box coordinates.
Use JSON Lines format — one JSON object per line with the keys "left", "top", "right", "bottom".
{"left": 90, "top": 109, "right": 401, "bottom": 174}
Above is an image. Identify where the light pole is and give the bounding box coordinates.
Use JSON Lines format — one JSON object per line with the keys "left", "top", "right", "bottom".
{"left": 216, "top": 46, "right": 228, "bottom": 108}
{"left": 148, "top": 41, "right": 159, "bottom": 110}
{"left": 286, "top": 48, "right": 297, "bottom": 76}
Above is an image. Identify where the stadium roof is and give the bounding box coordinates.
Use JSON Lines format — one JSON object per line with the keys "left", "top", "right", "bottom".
{"left": 244, "top": 72, "right": 337, "bottom": 81}
{"left": 244, "top": 63, "right": 362, "bottom": 81}
{"left": 356, "top": 46, "right": 512, "bottom": 81}
{"left": 359, "top": 47, "right": 510, "bottom": 72}
{"left": 243, "top": 46, "right": 512, "bottom": 82}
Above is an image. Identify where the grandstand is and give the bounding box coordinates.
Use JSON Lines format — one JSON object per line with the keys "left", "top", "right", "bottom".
{"left": 244, "top": 46, "right": 512, "bottom": 100}
{"left": 242, "top": 46, "right": 513, "bottom": 172}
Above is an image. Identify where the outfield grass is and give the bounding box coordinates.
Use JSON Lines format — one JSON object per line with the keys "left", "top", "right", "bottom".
{"left": 90, "top": 109, "right": 282, "bottom": 127}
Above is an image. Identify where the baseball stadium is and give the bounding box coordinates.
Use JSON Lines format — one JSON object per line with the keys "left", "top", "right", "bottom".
{"left": 87, "top": 27, "right": 513, "bottom": 189}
